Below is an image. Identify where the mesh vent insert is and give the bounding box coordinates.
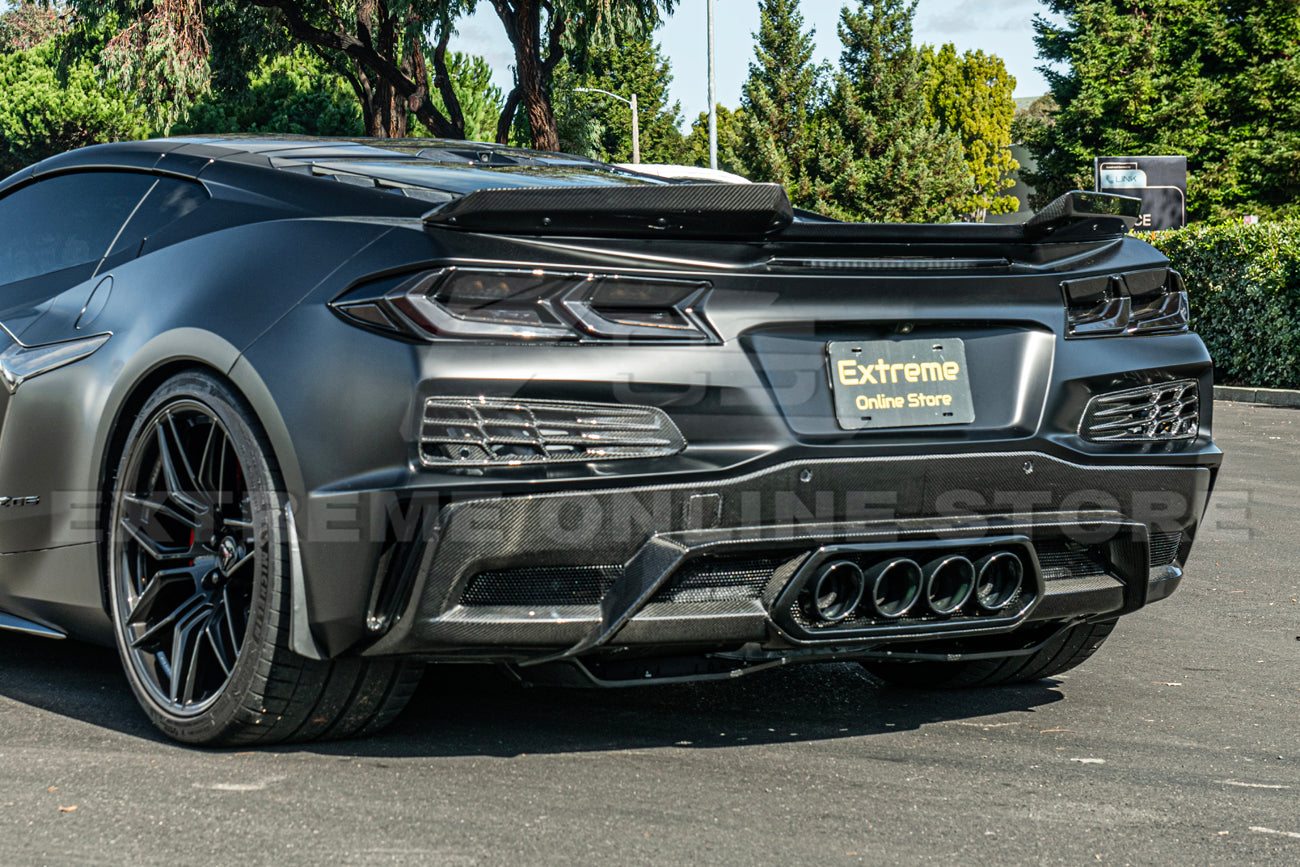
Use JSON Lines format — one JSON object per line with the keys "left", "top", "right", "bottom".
{"left": 650, "top": 557, "right": 787, "bottom": 604}
{"left": 462, "top": 565, "right": 619, "bottom": 607}
{"left": 1148, "top": 530, "right": 1182, "bottom": 567}
{"left": 1034, "top": 541, "right": 1112, "bottom": 582}
{"left": 461, "top": 556, "right": 789, "bottom": 608}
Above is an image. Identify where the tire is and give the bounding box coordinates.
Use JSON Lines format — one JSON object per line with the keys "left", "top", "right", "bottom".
{"left": 106, "top": 370, "right": 422, "bottom": 745}
{"left": 860, "top": 619, "right": 1117, "bottom": 689}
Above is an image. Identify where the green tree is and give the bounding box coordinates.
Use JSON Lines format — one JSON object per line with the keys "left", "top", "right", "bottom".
{"left": 684, "top": 105, "right": 749, "bottom": 176}
{"left": 738, "top": 0, "right": 823, "bottom": 198}
{"left": 1026, "top": 0, "right": 1300, "bottom": 219}
{"left": 920, "top": 42, "right": 1019, "bottom": 221}
{"left": 0, "top": 1, "right": 69, "bottom": 50}
{"left": 550, "top": 35, "right": 685, "bottom": 164}
{"left": 69, "top": 0, "right": 480, "bottom": 137}
{"left": 419, "top": 50, "right": 502, "bottom": 142}
{"left": 1014, "top": 93, "right": 1057, "bottom": 125}
{"left": 487, "top": 0, "right": 677, "bottom": 150}
{"left": 0, "top": 39, "right": 146, "bottom": 177}
{"left": 68, "top": 1, "right": 676, "bottom": 147}
{"left": 175, "top": 47, "right": 362, "bottom": 135}
{"left": 805, "top": 0, "right": 972, "bottom": 222}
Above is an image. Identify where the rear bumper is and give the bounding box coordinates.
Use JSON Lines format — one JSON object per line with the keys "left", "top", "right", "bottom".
{"left": 311, "top": 449, "right": 1215, "bottom": 661}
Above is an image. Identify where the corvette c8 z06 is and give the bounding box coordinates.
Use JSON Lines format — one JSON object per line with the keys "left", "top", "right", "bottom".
{"left": 0, "top": 137, "right": 1218, "bottom": 745}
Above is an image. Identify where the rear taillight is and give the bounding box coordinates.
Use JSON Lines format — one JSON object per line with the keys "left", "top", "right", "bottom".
{"left": 1061, "top": 268, "right": 1189, "bottom": 338}
{"left": 332, "top": 267, "right": 719, "bottom": 343}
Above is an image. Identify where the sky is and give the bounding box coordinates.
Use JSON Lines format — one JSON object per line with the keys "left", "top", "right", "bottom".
{"left": 454, "top": 0, "right": 1059, "bottom": 130}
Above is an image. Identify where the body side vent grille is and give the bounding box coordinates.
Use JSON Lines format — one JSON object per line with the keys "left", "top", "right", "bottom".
{"left": 1080, "top": 380, "right": 1199, "bottom": 442}
{"left": 420, "top": 397, "right": 686, "bottom": 467}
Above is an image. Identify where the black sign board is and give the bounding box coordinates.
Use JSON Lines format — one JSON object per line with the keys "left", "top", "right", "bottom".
{"left": 1094, "top": 155, "right": 1187, "bottom": 230}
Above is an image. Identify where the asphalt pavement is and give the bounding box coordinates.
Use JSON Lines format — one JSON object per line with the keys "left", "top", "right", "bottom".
{"left": 1, "top": 400, "right": 1297, "bottom": 866}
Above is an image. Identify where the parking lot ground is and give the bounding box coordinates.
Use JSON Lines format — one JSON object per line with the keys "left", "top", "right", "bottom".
{"left": 1, "top": 400, "right": 1298, "bottom": 866}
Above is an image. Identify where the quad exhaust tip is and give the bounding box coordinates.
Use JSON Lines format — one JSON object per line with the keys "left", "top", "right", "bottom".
{"left": 805, "top": 559, "right": 866, "bottom": 622}
{"left": 864, "top": 558, "right": 923, "bottom": 619}
{"left": 801, "top": 550, "right": 1027, "bottom": 623}
{"left": 974, "top": 551, "right": 1023, "bottom": 611}
{"left": 923, "top": 555, "right": 976, "bottom": 615}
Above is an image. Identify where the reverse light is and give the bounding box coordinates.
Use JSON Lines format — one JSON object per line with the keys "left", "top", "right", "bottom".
{"left": 333, "top": 267, "right": 718, "bottom": 343}
{"left": 1061, "top": 268, "right": 1189, "bottom": 338}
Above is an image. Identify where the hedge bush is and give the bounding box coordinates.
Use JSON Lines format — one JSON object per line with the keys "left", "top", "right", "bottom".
{"left": 1140, "top": 219, "right": 1300, "bottom": 389}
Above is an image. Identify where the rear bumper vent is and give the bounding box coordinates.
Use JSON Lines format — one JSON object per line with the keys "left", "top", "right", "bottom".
{"left": 460, "top": 557, "right": 786, "bottom": 608}
{"left": 650, "top": 557, "right": 786, "bottom": 604}
{"left": 1080, "top": 380, "right": 1199, "bottom": 442}
{"left": 1034, "top": 531, "right": 1181, "bottom": 583}
{"left": 1034, "top": 541, "right": 1111, "bottom": 582}
{"left": 420, "top": 397, "right": 686, "bottom": 467}
{"left": 1148, "top": 530, "right": 1182, "bottom": 567}
{"left": 462, "top": 565, "right": 618, "bottom": 607}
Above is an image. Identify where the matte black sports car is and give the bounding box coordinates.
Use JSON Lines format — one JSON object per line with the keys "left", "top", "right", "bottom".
{"left": 0, "top": 137, "right": 1219, "bottom": 745}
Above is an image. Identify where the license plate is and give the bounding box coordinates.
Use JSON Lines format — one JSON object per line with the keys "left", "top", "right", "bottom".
{"left": 827, "top": 338, "right": 975, "bottom": 430}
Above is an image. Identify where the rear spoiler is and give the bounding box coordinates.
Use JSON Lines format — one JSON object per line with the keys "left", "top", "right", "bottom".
{"left": 423, "top": 186, "right": 1140, "bottom": 243}
{"left": 423, "top": 182, "right": 794, "bottom": 239}
{"left": 1021, "top": 190, "right": 1141, "bottom": 241}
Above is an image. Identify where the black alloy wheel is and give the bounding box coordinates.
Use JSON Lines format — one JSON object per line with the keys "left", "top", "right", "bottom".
{"left": 112, "top": 396, "right": 254, "bottom": 716}
{"left": 107, "top": 371, "right": 422, "bottom": 745}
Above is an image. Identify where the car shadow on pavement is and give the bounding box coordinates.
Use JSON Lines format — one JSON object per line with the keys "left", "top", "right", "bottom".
{"left": 0, "top": 632, "right": 162, "bottom": 741}
{"left": 0, "top": 632, "right": 1065, "bottom": 754}
{"left": 307, "top": 660, "right": 1066, "bottom": 759}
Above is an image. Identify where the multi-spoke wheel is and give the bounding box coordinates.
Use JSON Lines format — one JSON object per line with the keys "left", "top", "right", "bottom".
{"left": 108, "top": 371, "right": 422, "bottom": 745}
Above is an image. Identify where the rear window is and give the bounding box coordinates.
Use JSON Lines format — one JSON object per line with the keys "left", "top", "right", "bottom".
{"left": 277, "top": 156, "right": 662, "bottom": 200}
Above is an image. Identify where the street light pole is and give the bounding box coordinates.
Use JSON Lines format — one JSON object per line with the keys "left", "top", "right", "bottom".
{"left": 630, "top": 93, "right": 640, "bottom": 165}
{"left": 573, "top": 86, "right": 641, "bottom": 164}
{"left": 707, "top": 0, "right": 717, "bottom": 170}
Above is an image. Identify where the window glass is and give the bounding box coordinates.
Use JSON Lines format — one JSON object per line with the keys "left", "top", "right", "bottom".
{"left": 0, "top": 173, "right": 156, "bottom": 286}
{"left": 108, "top": 177, "right": 209, "bottom": 258}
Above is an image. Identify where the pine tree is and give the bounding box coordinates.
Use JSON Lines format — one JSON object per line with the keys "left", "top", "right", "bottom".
{"left": 1025, "top": 0, "right": 1300, "bottom": 220}
{"left": 806, "top": 0, "right": 972, "bottom": 223}
{"left": 739, "top": 0, "right": 824, "bottom": 200}
{"left": 920, "top": 43, "right": 1019, "bottom": 222}
{"left": 550, "top": 36, "right": 685, "bottom": 164}
{"left": 422, "top": 51, "right": 504, "bottom": 143}
{"left": 0, "top": 35, "right": 146, "bottom": 177}
{"left": 684, "top": 105, "right": 749, "bottom": 177}
{"left": 175, "top": 48, "right": 362, "bottom": 137}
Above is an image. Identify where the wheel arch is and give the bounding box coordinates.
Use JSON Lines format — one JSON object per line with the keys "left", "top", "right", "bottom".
{"left": 94, "top": 329, "right": 306, "bottom": 613}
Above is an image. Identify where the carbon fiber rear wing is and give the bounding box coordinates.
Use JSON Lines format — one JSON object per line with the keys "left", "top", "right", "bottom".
{"left": 422, "top": 187, "right": 1140, "bottom": 243}
{"left": 422, "top": 182, "right": 794, "bottom": 239}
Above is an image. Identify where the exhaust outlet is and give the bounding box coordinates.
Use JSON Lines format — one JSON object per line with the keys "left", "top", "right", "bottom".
{"left": 974, "top": 551, "right": 1024, "bottom": 611}
{"left": 863, "top": 558, "right": 923, "bottom": 619}
{"left": 803, "top": 560, "right": 866, "bottom": 622}
{"left": 923, "top": 555, "right": 976, "bottom": 615}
